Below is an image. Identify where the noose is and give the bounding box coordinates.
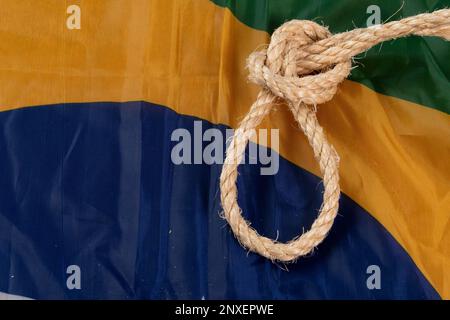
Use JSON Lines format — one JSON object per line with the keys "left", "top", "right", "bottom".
{"left": 219, "top": 9, "right": 450, "bottom": 262}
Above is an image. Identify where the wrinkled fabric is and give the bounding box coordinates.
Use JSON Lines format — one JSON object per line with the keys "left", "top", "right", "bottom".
{"left": 0, "top": 0, "right": 448, "bottom": 299}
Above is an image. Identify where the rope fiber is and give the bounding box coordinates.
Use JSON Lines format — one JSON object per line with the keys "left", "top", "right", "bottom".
{"left": 219, "top": 9, "right": 450, "bottom": 262}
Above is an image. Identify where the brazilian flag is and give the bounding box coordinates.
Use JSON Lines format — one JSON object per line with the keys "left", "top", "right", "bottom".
{"left": 0, "top": 0, "right": 448, "bottom": 299}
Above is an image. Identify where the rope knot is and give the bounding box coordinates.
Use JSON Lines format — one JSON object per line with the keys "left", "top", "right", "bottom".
{"left": 248, "top": 20, "right": 352, "bottom": 106}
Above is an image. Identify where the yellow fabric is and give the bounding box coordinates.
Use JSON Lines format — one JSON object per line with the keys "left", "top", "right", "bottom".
{"left": 0, "top": 0, "right": 449, "bottom": 297}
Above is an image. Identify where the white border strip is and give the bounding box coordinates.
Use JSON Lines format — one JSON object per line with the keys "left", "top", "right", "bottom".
{"left": 0, "top": 291, "right": 32, "bottom": 300}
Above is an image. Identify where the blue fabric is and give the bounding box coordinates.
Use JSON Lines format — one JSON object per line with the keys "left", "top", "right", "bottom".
{"left": 0, "top": 101, "right": 440, "bottom": 299}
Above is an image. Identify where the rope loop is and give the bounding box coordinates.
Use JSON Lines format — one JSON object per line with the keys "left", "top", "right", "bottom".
{"left": 220, "top": 10, "right": 450, "bottom": 262}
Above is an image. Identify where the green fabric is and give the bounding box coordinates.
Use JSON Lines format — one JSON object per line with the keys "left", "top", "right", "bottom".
{"left": 213, "top": 0, "right": 450, "bottom": 115}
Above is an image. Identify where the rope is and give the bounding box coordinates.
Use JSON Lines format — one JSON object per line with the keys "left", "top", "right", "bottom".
{"left": 219, "top": 9, "right": 450, "bottom": 262}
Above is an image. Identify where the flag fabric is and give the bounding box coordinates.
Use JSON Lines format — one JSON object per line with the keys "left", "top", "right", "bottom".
{"left": 0, "top": 0, "right": 449, "bottom": 299}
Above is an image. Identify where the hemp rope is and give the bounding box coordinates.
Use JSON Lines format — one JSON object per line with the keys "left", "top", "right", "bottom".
{"left": 219, "top": 9, "right": 450, "bottom": 262}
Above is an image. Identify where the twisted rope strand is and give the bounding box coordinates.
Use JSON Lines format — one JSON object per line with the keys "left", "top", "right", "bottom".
{"left": 220, "top": 10, "right": 450, "bottom": 262}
